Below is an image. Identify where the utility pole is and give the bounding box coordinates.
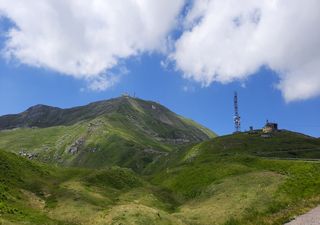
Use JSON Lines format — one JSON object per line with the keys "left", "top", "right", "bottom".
{"left": 234, "top": 92, "right": 241, "bottom": 133}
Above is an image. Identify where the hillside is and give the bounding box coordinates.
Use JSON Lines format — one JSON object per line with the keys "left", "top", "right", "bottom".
{"left": 0, "top": 149, "right": 185, "bottom": 225}
{"left": 0, "top": 96, "right": 216, "bottom": 173}
{"left": 152, "top": 130, "right": 320, "bottom": 224}
{"left": 192, "top": 130, "right": 320, "bottom": 160}
{"left": 1, "top": 97, "right": 320, "bottom": 224}
{"left": 1, "top": 130, "right": 320, "bottom": 225}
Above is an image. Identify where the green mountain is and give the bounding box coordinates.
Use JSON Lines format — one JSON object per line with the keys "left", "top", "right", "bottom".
{"left": 0, "top": 96, "right": 216, "bottom": 173}
{"left": 1, "top": 97, "right": 320, "bottom": 225}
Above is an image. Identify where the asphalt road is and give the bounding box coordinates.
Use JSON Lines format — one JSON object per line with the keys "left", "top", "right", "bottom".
{"left": 285, "top": 206, "right": 320, "bottom": 225}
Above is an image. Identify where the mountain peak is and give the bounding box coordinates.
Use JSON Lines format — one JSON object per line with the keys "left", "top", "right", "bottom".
{"left": 0, "top": 96, "right": 216, "bottom": 171}
{"left": 26, "top": 104, "right": 61, "bottom": 112}
{"left": 0, "top": 97, "right": 216, "bottom": 140}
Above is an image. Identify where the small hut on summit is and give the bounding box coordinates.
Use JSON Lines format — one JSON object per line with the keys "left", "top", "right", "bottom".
{"left": 263, "top": 120, "right": 278, "bottom": 133}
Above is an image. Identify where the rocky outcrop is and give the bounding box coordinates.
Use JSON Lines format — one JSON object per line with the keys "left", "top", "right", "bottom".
{"left": 19, "top": 150, "right": 38, "bottom": 160}
{"left": 67, "top": 137, "right": 85, "bottom": 155}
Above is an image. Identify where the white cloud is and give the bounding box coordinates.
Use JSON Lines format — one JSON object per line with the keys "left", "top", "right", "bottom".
{"left": 0, "top": 0, "right": 184, "bottom": 90}
{"left": 87, "top": 75, "right": 119, "bottom": 92}
{"left": 87, "top": 66, "right": 128, "bottom": 91}
{"left": 172, "top": 0, "right": 320, "bottom": 102}
{"left": 1, "top": 0, "right": 320, "bottom": 101}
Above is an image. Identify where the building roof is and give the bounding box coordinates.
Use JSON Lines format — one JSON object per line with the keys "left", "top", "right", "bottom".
{"left": 265, "top": 122, "right": 277, "bottom": 126}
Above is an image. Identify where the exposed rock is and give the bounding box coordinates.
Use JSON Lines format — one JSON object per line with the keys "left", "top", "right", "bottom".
{"left": 19, "top": 150, "right": 38, "bottom": 160}
{"left": 87, "top": 119, "right": 105, "bottom": 133}
{"left": 67, "top": 137, "right": 85, "bottom": 155}
{"left": 88, "top": 147, "right": 98, "bottom": 153}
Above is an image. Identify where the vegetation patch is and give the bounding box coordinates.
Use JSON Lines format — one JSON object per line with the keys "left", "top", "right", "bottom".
{"left": 83, "top": 167, "right": 143, "bottom": 190}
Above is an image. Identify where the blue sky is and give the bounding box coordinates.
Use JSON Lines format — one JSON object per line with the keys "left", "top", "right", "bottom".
{"left": 1, "top": 53, "right": 320, "bottom": 137}
{"left": 0, "top": 1, "right": 320, "bottom": 137}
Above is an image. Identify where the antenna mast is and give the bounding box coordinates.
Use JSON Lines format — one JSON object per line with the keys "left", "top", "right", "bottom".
{"left": 234, "top": 92, "right": 241, "bottom": 133}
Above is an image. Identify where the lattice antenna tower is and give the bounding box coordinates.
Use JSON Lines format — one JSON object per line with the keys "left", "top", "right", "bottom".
{"left": 234, "top": 92, "right": 241, "bottom": 133}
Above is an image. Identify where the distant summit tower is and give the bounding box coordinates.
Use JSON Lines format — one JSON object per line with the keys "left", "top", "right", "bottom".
{"left": 233, "top": 92, "right": 241, "bottom": 133}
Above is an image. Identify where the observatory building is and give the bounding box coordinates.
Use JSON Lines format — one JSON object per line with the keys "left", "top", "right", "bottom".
{"left": 263, "top": 121, "right": 278, "bottom": 133}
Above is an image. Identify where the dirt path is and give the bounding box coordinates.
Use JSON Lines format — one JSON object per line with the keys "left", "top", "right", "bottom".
{"left": 285, "top": 206, "right": 320, "bottom": 225}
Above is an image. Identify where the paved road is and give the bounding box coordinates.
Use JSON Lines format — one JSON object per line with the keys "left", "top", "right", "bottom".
{"left": 285, "top": 206, "right": 320, "bottom": 225}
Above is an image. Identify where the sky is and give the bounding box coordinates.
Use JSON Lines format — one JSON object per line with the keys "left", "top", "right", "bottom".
{"left": 0, "top": 0, "right": 320, "bottom": 137}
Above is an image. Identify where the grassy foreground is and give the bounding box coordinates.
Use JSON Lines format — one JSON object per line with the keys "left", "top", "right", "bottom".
{"left": 151, "top": 131, "right": 320, "bottom": 224}
{"left": 1, "top": 130, "right": 320, "bottom": 224}
{"left": 0, "top": 149, "right": 184, "bottom": 225}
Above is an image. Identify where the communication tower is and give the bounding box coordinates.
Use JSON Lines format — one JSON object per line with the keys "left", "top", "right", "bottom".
{"left": 234, "top": 92, "right": 241, "bottom": 133}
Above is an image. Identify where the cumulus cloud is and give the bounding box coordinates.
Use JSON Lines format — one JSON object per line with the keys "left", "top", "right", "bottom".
{"left": 87, "top": 75, "right": 119, "bottom": 92}
{"left": 1, "top": 0, "right": 320, "bottom": 101}
{"left": 172, "top": 0, "right": 320, "bottom": 102}
{"left": 87, "top": 66, "right": 128, "bottom": 91}
{"left": 0, "top": 0, "right": 184, "bottom": 89}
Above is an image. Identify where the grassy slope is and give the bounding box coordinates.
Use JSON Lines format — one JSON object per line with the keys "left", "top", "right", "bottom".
{"left": 0, "top": 97, "right": 216, "bottom": 174}
{"left": 151, "top": 131, "right": 320, "bottom": 225}
{"left": 1, "top": 130, "right": 320, "bottom": 224}
{"left": 0, "top": 149, "right": 185, "bottom": 225}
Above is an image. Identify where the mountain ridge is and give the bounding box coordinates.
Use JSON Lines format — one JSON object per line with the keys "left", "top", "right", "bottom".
{"left": 0, "top": 96, "right": 216, "bottom": 172}
{"left": 0, "top": 97, "right": 215, "bottom": 138}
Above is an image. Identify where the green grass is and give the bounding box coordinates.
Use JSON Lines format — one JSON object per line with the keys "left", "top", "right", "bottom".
{"left": 152, "top": 156, "right": 320, "bottom": 224}
{"left": 198, "top": 130, "right": 320, "bottom": 159}
{"left": 0, "top": 149, "right": 184, "bottom": 224}
{"left": 173, "top": 171, "right": 284, "bottom": 225}
{"left": 1, "top": 125, "right": 320, "bottom": 224}
{"left": 0, "top": 97, "right": 216, "bottom": 174}
{"left": 83, "top": 167, "right": 143, "bottom": 190}
{"left": 151, "top": 131, "right": 320, "bottom": 224}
